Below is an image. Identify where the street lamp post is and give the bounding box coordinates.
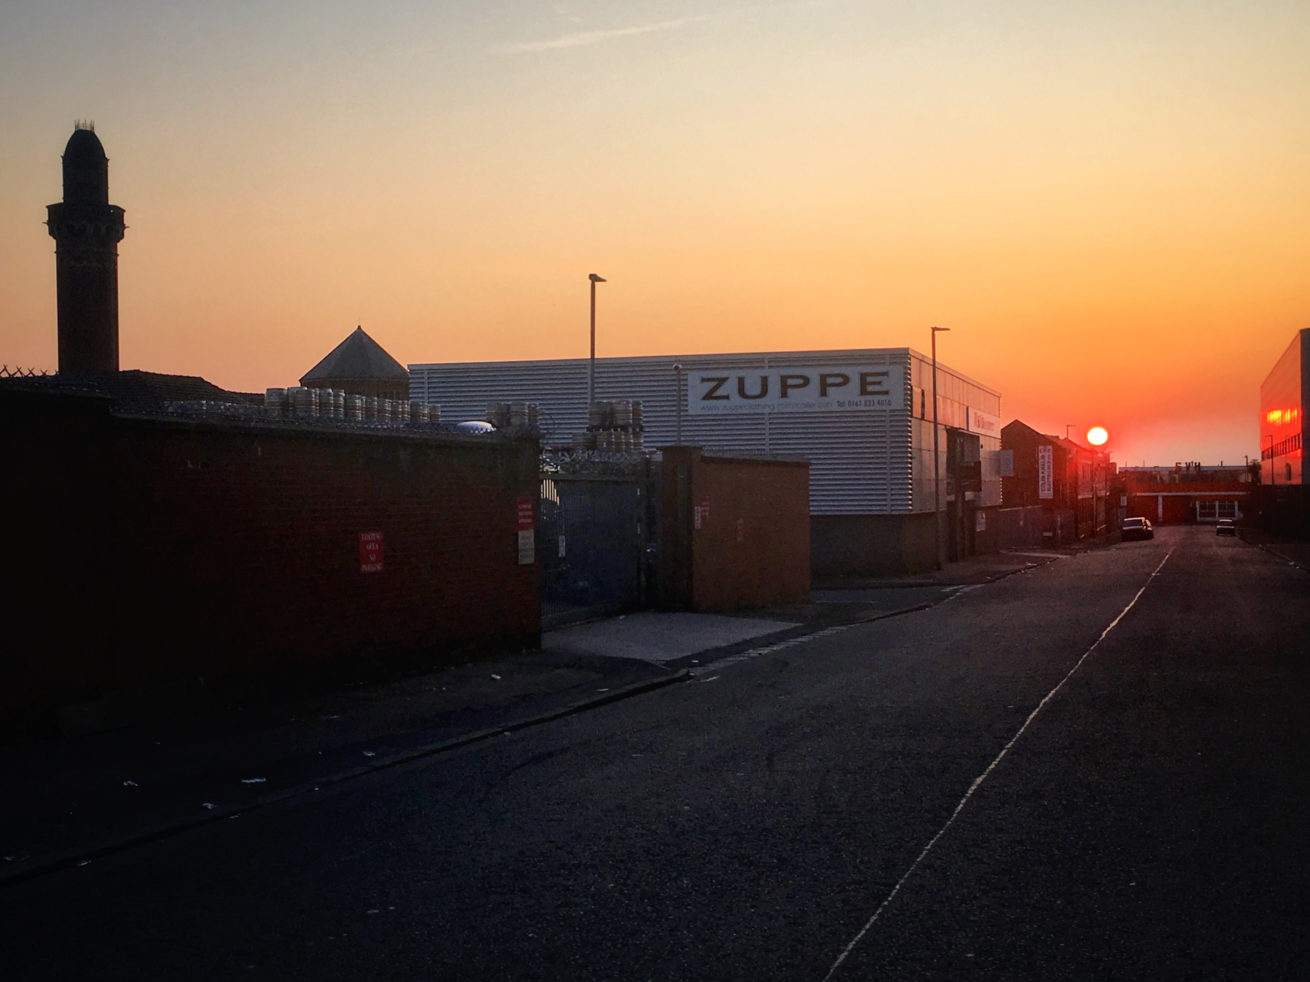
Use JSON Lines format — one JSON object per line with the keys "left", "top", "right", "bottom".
{"left": 588, "top": 273, "right": 606, "bottom": 411}
{"left": 931, "top": 326, "right": 950, "bottom": 569}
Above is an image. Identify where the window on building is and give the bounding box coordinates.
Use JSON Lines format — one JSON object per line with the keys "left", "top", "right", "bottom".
{"left": 1197, "top": 501, "right": 1239, "bottom": 520}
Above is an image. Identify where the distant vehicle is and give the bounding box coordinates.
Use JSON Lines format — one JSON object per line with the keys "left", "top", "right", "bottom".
{"left": 1121, "top": 516, "right": 1154, "bottom": 541}
{"left": 455, "top": 420, "right": 496, "bottom": 435}
{"left": 1216, "top": 519, "right": 1237, "bottom": 536}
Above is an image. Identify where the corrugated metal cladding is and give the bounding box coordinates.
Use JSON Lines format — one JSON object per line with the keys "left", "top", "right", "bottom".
{"left": 410, "top": 349, "right": 988, "bottom": 515}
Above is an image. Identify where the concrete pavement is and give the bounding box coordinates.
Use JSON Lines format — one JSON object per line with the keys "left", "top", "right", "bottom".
{"left": 544, "top": 611, "right": 803, "bottom": 664}
{"left": 1, "top": 549, "right": 1054, "bottom": 887}
{"left": 1241, "top": 526, "right": 1310, "bottom": 571}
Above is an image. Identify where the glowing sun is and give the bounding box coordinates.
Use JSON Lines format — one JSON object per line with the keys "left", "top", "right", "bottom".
{"left": 1087, "top": 426, "right": 1109, "bottom": 446}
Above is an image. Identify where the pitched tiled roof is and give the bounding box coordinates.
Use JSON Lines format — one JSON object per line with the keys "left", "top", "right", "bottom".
{"left": 300, "top": 326, "right": 408, "bottom": 384}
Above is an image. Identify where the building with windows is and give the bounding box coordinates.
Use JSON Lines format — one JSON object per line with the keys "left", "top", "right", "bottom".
{"left": 1259, "top": 328, "right": 1308, "bottom": 536}
{"left": 409, "top": 348, "right": 1003, "bottom": 574}
{"left": 1119, "top": 463, "right": 1256, "bottom": 526}
{"left": 1261, "top": 329, "right": 1306, "bottom": 487}
{"left": 1001, "top": 420, "right": 1115, "bottom": 545}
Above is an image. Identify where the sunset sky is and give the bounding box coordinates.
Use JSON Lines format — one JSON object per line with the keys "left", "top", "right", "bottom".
{"left": 3, "top": 0, "right": 1307, "bottom": 466}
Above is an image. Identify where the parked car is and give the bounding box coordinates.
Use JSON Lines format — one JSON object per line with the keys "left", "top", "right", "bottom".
{"left": 1121, "top": 516, "right": 1154, "bottom": 541}
{"left": 1216, "top": 519, "right": 1237, "bottom": 536}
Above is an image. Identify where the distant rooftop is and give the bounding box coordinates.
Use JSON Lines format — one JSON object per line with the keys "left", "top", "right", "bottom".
{"left": 301, "top": 326, "right": 408, "bottom": 384}
{"left": 0, "top": 369, "right": 260, "bottom": 413}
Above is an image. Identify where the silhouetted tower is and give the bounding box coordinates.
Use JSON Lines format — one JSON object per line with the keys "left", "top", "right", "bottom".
{"left": 46, "top": 124, "right": 126, "bottom": 374}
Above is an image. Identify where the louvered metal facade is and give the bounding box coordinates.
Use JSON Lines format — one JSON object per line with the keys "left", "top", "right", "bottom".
{"left": 409, "top": 348, "right": 1001, "bottom": 516}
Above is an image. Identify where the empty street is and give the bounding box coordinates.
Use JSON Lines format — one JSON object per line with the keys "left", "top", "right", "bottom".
{"left": 4, "top": 527, "right": 1308, "bottom": 981}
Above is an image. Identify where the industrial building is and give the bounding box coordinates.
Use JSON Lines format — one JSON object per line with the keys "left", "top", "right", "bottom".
{"left": 1118, "top": 464, "right": 1256, "bottom": 527}
{"left": 409, "top": 349, "right": 1003, "bottom": 574}
{"left": 1261, "top": 328, "right": 1307, "bottom": 487}
{"left": 1001, "top": 420, "right": 1115, "bottom": 545}
{"left": 1260, "top": 328, "right": 1308, "bottom": 535}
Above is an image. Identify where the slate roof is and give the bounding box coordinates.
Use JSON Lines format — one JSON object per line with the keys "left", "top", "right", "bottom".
{"left": 300, "top": 326, "right": 408, "bottom": 384}
{"left": 0, "top": 369, "right": 260, "bottom": 413}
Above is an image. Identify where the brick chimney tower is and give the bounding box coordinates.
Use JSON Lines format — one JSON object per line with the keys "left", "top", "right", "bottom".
{"left": 46, "top": 124, "right": 126, "bottom": 374}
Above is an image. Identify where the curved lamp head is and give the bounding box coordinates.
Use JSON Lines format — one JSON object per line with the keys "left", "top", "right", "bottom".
{"left": 589, "top": 273, "right": 606, "bottom": 283}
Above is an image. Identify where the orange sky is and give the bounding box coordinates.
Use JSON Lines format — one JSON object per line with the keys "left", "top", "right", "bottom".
{"left": 3, "top": 1, "right": 1307, "bottom": 466}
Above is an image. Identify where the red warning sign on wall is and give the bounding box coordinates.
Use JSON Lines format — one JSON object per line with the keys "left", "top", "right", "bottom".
{"left": 516, "top": 497, "right": 535, "bottom": 531}
{"left": 516, "top": 496, "right": 535, "bottom": 565}
{"left": 359, "top": 531, "right": 384, "bottom": 574}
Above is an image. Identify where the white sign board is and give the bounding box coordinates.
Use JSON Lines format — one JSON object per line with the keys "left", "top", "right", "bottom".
{"left": 516, "top": 496, "right": 534, "bottom": 565}
{"left": 967, "top": 407, "right": 1001, "bottom": 438}
{"left": 688, "top": 366, "right": 905, "bottom": 415}
{"left": 1038, "top": 445, "right": 1054, "bottom": 500}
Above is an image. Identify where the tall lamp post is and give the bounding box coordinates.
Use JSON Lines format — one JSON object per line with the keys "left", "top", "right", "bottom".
{"left": 931, "top": 326, "right": 950, "bottom": 569}
{"left": 588, "top": 273, "right": 606, "bottom": 411}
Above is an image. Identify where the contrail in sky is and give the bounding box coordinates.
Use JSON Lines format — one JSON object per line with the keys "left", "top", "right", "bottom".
{"left": 493, "top": 13, "right": 716, "bottom": 54}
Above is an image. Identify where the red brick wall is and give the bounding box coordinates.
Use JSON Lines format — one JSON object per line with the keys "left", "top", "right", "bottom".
{"left": 1, "top": 388, "right": 539, "bottom": 725}
{"left": 660, "top": 447, "right": 809, "bottom": 611}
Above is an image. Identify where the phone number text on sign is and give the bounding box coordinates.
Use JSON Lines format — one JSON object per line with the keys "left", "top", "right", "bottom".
{"left": 359, "top": 531, "right": 384, "bottom": 574}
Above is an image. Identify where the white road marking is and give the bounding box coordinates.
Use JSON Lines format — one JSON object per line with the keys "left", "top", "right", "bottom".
{"left": 821, "top": 550, "right": 1174, "bottom": 980}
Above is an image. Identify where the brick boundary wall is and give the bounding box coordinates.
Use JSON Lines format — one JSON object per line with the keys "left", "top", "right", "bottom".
{"left": 2, "top": 387, "right": 540, "bottom": 731}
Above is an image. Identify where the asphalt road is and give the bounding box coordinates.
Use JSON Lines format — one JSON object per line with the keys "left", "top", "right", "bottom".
{"left": 5, "top": 527, "right": 1308, "bottom": 981}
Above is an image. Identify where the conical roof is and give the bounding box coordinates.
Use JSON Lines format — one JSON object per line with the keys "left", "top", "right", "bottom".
{"left": 300, "top": 326, "right": 407, "bottom": 383}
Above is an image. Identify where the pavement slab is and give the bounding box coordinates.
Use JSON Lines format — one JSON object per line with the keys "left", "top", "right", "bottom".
{"left": 543, "top": 611, "right": 801, "bottom": 664}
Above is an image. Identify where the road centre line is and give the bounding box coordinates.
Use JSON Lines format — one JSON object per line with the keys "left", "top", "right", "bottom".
{"left": 821, "top": 550, "right": 1175, "bottom": 980}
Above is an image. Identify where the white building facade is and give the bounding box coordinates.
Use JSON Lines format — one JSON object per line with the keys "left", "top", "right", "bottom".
{"left": 410, "top": 348, "right": 1002, "bottom": 574}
